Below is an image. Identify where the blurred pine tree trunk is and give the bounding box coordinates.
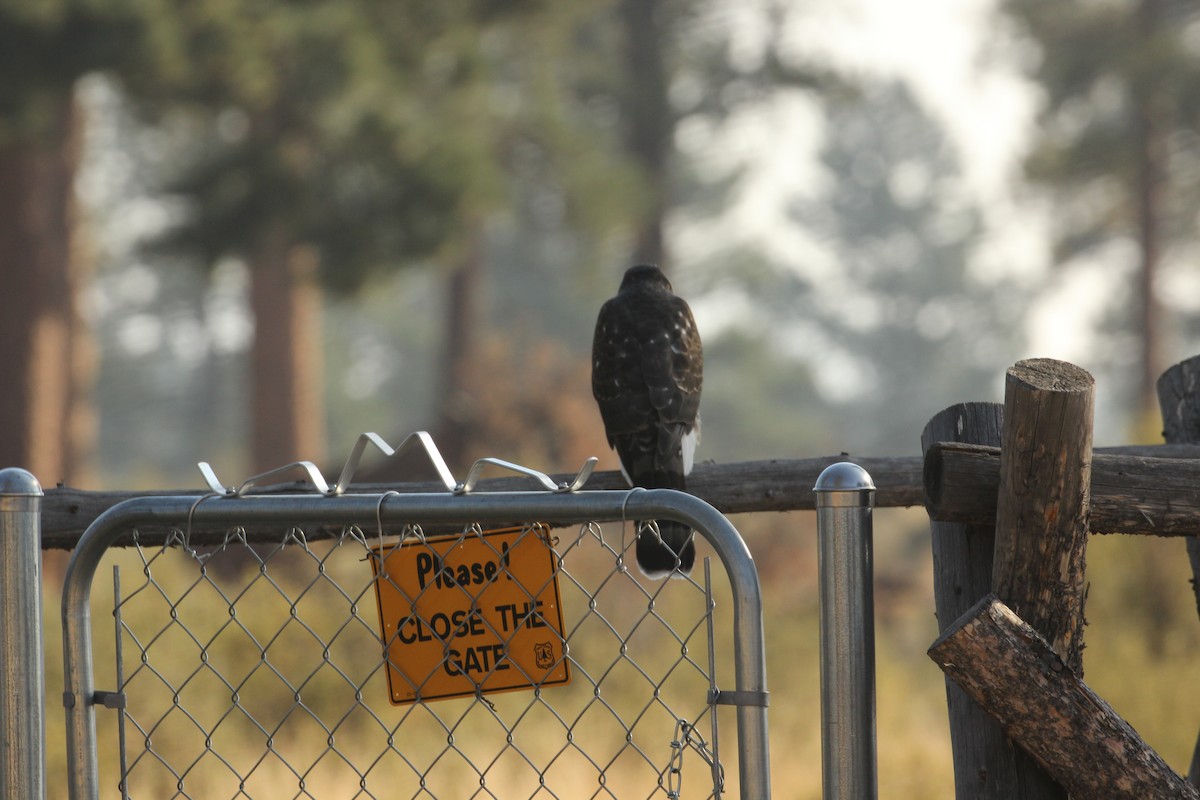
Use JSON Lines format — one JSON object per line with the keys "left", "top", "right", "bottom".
{"left": 621, "top": 0, "right": 670, "bottom": 269}
{"left": 434, "top": 221, "right": 485, "bottom": 472}
{"left": 1134, "top": 0, "right": 1169, "bottom": 423}
{"left": 248, "top": 229, "right": 326, "bottom": 473}
{"left": 0, "top": 93, "right": 94, "bottom": 486}
{"left": 1130, "top": 0, "right": 1172, "bottom": 657}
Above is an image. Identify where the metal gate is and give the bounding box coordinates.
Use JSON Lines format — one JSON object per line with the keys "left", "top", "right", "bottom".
{"left": 61, "top": 475, "right": 769, "bottom": 798}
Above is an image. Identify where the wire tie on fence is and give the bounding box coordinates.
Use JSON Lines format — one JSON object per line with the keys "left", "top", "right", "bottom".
{"left": 531, "top": 522, "right": 559, "bottom": 548}
{"left": 708, "top": 689, "right": 769, "bottom": 708}
{"left": 618, "top": 488, "right": 647, "bottom": 570}
{"left": 618, "top": 487, "right": 646, "bottom": 524}
{"left": 374, "top": 490, "right": 399, "bottom": 550}
{"left": 366, "top": 521, "right": 426, "bottom": 564}
{"left": 181, "top": 492, "right": 224, "bottom": 556}
{"left": 473, "top": 691, "right": 497, "bottom": 713}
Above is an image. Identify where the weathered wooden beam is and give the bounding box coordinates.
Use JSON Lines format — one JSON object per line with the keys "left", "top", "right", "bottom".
{"left": 1156, "top": 355, "right": 1200, "bottom": 789}
{"left": 37, "top": 454, "right": 926, "bottom": 548}
{"left": 992, "top": 357, "right": 1093, "bottom": 675}
{"left": 929, "top": 594, "right": 1199, "bottom": 800}
{"left": 922, "top": 402, "right": 1061, "bottom": 799}
{"left": 925, "top": 443, "right": 1200, "bottom": 536}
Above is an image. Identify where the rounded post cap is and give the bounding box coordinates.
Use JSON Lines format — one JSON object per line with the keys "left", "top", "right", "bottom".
{"left": 813, "top": 462, "right": 875, "bottom": 493}
{"left": 0, "top": 468, "right": 43, "bottom": 496}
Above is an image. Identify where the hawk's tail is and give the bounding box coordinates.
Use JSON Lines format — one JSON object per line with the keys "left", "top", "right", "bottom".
{"left": 636, "top": 519, "right": 695, "bottom": 579}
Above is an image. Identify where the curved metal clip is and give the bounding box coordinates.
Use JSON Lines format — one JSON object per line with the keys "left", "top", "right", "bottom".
{"left": 197, "top": 462, "right": 236, "bottom": 496}
{"left": 454, "top": 456, "right": 598, "bottom": 495}
{"left": 332, "top": 431, "right": 458, "bottom": 494}
{"left": 196, "top": 460, "right": 332, "bottom": 497}
{"left": 197, "top": 432, "right": 594, "bottom": 499}
{"left": 332, "top": 432, "right": 395, "bottom": 495}
{"left": 456, "top": 458, "right": 556, "bottom": 494}
{"left": 559, "top": 457, "right": 598, "bottom": 492}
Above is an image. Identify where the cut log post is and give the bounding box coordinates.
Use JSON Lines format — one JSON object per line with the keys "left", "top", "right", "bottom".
{"left": 926, "top": 443, "right": 1200, "bottom": 536}
{"left": 929, "top": 594, "right": 1199, "bottom": 800}
{"left": 922, "top": 403, "right": 1061, "bottom": 799}
{"left": 992, "top": 358, "right": 1093, "bottom": 675}
{"left": 1156, "top": 355, "right": 1200, "bottom": 788}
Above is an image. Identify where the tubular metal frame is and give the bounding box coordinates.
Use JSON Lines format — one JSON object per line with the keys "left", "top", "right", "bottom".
{"left": 0, "top": 469, "right": 45, "bottom": 800}
{"left": 61, "top": 488, "right": 770, "bottom": 799}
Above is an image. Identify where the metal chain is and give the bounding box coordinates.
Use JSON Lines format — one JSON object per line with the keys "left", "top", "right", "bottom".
{"left": 667, "top": 717, "right": 725, "bottom": 798}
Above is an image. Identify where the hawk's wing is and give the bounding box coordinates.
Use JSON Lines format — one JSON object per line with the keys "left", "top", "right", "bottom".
{"left": 642, "top": 293, "right": 702, "bottom": 470}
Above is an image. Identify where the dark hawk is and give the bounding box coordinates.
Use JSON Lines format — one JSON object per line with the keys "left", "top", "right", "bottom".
{"left": 592, "top": 264, "right": 703, "bottom": 579}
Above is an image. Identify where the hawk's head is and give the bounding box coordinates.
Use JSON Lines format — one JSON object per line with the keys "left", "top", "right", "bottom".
{"left": 619, "top": 264, "right": 672, "bottom": 293}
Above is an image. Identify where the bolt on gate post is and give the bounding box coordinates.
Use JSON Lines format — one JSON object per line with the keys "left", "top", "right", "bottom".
{"left": 0, "top": 468, "right": 45, "bottom": 800}
{"left": 814, "top": 462, "right": 878, "bottom": 800}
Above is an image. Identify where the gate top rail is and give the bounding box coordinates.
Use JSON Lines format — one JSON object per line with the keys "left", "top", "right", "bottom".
{"left": 61, "top": 487, "right": 769, "bottom": 800}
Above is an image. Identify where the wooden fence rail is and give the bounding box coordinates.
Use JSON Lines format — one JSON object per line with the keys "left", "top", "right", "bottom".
{"left": 37, "top": 455, "right": 924, "bottom": 547}
{"left": 39, "top": 441, "right": 1200, "bottom": 548}
{"left": 926, "top": 443, "right": 1200, "bottom": 536}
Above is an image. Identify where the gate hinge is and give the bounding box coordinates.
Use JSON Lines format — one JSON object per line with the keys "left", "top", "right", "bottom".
{"left": 64, "top": 690, "right": 126, "bottom": 710}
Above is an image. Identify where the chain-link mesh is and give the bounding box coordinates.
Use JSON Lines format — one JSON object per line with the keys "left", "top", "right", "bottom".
{"left": 97, "top": 519, "right": 734, "bottom": 799}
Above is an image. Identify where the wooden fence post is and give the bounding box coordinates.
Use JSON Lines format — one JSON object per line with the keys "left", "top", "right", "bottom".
{"left": 922, "top": 402, "right": 1060, "bottom": 799}
{"left": 921, "top": 400, "right": 1065, "bottom": 800}
{"left": 992, "top": 358, "right": 1093, "bottom": 676}
{"left": 1156, "top": 356, "right": 1200, "bottom": 786}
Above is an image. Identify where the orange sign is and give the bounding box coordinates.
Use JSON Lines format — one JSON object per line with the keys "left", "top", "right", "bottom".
{"left": 370, "top": 526, "right": 570, "bottom": 704}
